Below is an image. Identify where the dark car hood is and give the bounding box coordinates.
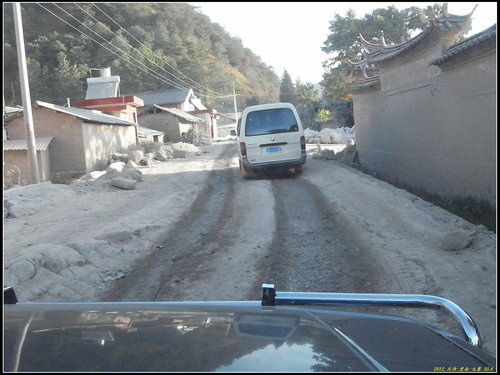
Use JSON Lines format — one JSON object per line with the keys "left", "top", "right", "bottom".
{"left": 3, "top": 302, "right": 495, "bottom": 372}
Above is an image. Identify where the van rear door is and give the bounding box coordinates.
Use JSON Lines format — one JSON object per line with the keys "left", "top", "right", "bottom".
{"left": 243, "top": 107, "right": 302, "bottom": 164}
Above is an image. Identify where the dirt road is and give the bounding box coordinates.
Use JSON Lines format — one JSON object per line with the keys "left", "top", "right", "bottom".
{"left": 98, "top": 142, "right": 496, "bottom": 355}
{"left": 100, "top": 144, "right": 383, "bottom": 302}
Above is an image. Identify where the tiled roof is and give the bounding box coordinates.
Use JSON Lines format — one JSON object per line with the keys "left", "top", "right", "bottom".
{"left": 352, "top": 4, "right": 475, "bottom": 65}
{"left": 4, "top": 106, "right": 23, "bottom": 115}
{"left": 127, "top": 89, "right": 192, "bottom": 106}
{"left": 3, "top": 136, "right": 53, "bottom": 151}
{"left": 430, "top": 24, "right": 496, "bottom": 66}
{"left": 357, "top": 27, "right": 435, "bottom": 64}
{"left": 348, "top": 76, "right": 381, "bottom": 91}
{"left": 137, "top": 126, "right": 165, "bottom": 137}
{"left": 3, "top": 106, "right": 23, "bottom": 122}
{"left": 347, "top": 5, "right": 476, "bottom": 93}
{"left": 153, "top": 105, "right": 204, "bottom": 123}
{"left": 36, "top": 101, "right": 135, "bottom": 126}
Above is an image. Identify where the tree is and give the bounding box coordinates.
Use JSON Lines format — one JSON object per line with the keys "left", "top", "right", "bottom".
{"left": 2, "top": 3, "right": 280, "bottom": 111}
{"left": 279, "top": 70, "right": 297, "bottom": 105}
{"left": 321, "top": 4, "right": 441, "bottom": 103}
{"left": 295, "top": 80, "right": 321, "bottom": 130}
{"left": 52, "top": 52, "right": 88, "bottom": 103}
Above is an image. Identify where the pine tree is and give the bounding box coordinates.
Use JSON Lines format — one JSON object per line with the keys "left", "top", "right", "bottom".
{"left": 279, "top": 70, "right": 297, "bottom": 105}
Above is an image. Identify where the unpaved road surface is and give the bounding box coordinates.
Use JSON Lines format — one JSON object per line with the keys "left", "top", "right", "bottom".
{"left": 98, "top": 142, "right": 496, "bottom": 356}
{"left": 99, "top": 145, "right": 378, "bottom": 302}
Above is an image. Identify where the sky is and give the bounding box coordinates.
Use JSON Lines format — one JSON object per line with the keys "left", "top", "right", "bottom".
{"left": 190, "top": 2, "right": 497, "bottom": 84}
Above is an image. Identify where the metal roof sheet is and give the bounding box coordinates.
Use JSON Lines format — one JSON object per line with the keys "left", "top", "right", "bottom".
{"left": 3, "top": 136, "right": 54, "bottom": 151}
{"left": 153, "top": 105, "right": 204, "bottom": 123}
{"left": 137, "top": 126, "right": 165, "bottom": 137}
{"left": 36, "top": 101, "right": 135, "bottom": 126}
{"left": 4, "top": 106, "right": 23, "bottom": 115}
{"left": 127, "top": 89, "right": 192, "bottom": 106}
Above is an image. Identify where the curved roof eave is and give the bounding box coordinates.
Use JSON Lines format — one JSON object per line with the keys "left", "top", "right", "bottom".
{"left": 348, "top": 78, "right": 381, "bottom": 91}
{"left": 429, "top": 23, "right": 496, "bottom": 66}
{"left": 353, "top": 5, "right": 475, "bottom": 66}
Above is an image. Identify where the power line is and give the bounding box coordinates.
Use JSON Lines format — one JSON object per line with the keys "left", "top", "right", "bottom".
{"left": 92, "top": 3, "right": 226, "bottom": 97}
{"left": 37, "top": 3, "right": 234, "bottom": 99}
{"left": 33, "top": 3, "right": 278, "bottom": 106}
{"left": 38, "top": 3, "right": 193, "bottom": 93}
{"left": 77, "top": 3, "right": 225, "bottom": 97}
{"left": 52, "top": 2, "right": 194, "bottom": 92}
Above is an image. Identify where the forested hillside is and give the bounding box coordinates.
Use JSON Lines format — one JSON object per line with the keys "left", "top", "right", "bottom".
{"left": 3, "top": 3, "right": 280, "bottom": 111}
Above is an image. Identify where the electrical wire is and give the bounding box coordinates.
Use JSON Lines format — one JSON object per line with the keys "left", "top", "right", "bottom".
{"left": 92, "top": 3, "right": 227, "bottom": 97}
{"left": 38, "top": 3, "right": 234, "bottom": 99}
{"left": 52, "top": 3, "right": 197, "bottom": 92}
{"left": 35, "top": 3, "right": 283, "bottom": 105}
{"left": 78, "top": 3, "right": 226, "bottom": 97}
{"left": 37, "top": 3, "right": 194, "bottom": 93}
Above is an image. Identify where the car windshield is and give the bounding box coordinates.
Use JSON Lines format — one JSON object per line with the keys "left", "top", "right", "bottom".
{"left": 244, "top": 108, "right": 298, "bottom": 136}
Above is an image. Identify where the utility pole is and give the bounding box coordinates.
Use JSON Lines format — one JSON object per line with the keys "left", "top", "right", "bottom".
{"left": 13, "top": 2, "right": 40, "bottom": 184}
{"left": 232, "top": 81, "right": 238, "bottom": 128}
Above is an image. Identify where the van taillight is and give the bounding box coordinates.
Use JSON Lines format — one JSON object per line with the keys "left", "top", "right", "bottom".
{"left": 240, "top": 142, "right": 247, "bottom": 156}
{"left": 300, "top": 136, "right": 306, "bottom": 151}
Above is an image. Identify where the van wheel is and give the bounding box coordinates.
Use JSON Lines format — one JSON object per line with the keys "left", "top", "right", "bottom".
{"left": 239, "top": 161, "right": 253, "bottom": 179}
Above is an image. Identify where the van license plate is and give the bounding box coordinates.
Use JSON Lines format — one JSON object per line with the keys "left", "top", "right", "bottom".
{"left": 266, "top": 146, "right": 282, "bottom": 153}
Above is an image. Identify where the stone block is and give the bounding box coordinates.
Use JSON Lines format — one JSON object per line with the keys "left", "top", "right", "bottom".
{"left": 110, "top": 178, "right": 137, "bottom": 190}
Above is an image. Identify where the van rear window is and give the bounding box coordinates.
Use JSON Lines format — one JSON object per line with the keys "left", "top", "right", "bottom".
{"left": 245, "top": 108, "right": 298, "bottom": 136}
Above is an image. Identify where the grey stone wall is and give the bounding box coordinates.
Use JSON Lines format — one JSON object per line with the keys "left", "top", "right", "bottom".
{"left": 354, "top": 40, "right": 496, "bottom": 206}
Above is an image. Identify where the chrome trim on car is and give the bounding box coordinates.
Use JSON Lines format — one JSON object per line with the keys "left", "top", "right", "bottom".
{"left": 261, "top": 284, "right": 482, "bottom": 348}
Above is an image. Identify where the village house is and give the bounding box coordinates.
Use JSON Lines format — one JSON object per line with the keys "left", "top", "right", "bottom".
{"left": 129, "top": 88, "right": 218, "bottom": 140}
{"left": 129, "top": 88, "right": 207, "bottom": 114}
{"left": 3, "top": 136, "right": 53, "bottom": 187}
{"left": 137, "top": 126, "right": 165, "bottom": 144}
{"left": 3, "top": 68, "right": 150, "bottom": 185}
{"left": 190, "top": 108, "right": 220, "bottom": 139}
{"left": 75, "top": 68, "right": 144, "bottom": 128}
{"left": 346, "top": 4, "right": 496, "bottom": 207}
{"left": 215, "top": 112, "right": 239, "bottom": 139}
{"left": 4, "top": 101, "right": 138, "bottom": 184}
{"left": 138, "top": 104, "right": 204, "bottom": 142}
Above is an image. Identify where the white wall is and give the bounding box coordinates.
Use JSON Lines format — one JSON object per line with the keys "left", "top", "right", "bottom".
{"left": 82, "top": 123, "right": 137, "bottom": 171}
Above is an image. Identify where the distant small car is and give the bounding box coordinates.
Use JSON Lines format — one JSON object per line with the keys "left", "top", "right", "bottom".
{"left": 237, "top": 103, "right": 306, "bottom": 178}
{"left": 217, "top": 128, "right": 237, "bottom": 141}
{"left": 3, "top": 284, "right": 496, "bottom": 372}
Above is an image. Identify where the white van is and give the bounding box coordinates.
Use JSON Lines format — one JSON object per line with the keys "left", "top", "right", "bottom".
{"left": 237, "top": 103, "right": 306, "bottom": 178}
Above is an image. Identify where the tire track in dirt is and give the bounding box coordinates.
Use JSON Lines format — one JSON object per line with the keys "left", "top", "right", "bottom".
{"left": 254, "top": 173, "right": 461, "bottom": 337}
{"left": 256, "top": 174, "right": 387, "bottom": 294}
{"left": 98, "top": 144, "right": 237, "bottom": 302}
